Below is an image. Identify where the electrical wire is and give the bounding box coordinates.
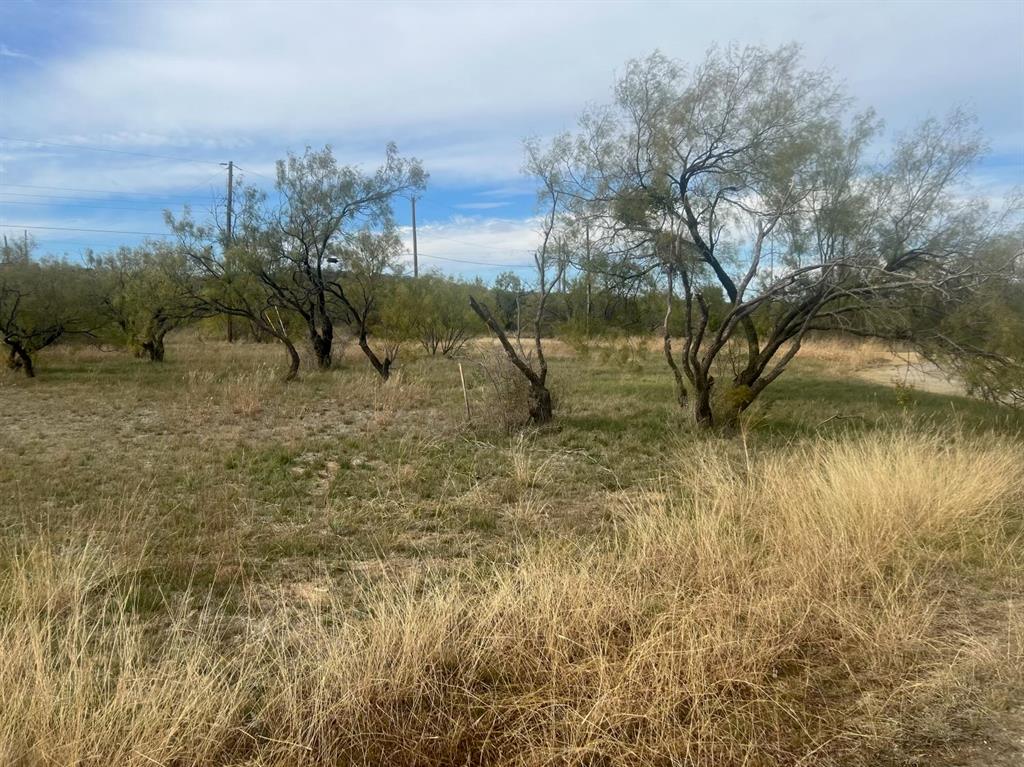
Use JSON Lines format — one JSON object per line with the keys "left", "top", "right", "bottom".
{"left": 0, "top": 223, "right": 173, "bottom": 237}
{"left": 0, "top": 182, "right": 208, "bottom": 199}
{"left": 231, "top": 164, "right": 276, "bottom": 182}
{"left": 0, "top": 135, "right": 224, "bottom": 166}
{"left": 415, "top": 251, "right": 531, "bottom": 268}
{"left": 0, "top": 199, "right": 211, "bottom": 213}
{"left": 0, "top": 191, "right": 207, "bottom": 206}
{"left": 425, "top": 233, "right": 534, "bottom": 254}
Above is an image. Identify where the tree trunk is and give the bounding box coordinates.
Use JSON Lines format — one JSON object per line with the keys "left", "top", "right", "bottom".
{"left": 662, "top": 270, "right": 687, "bottom": 408}
{"left": 6, "top": 342, "right": 34, "bottom": 378}
{"left": 311, "top": 334, "right": 332, "bottom": 369}
{"left": 469, "top": 296, "right": 554, "bottom": 426}
{"left": 309, "top": 315, "right": 335, "bottom": 369}
{"left": 282, "top": 336, "right": 300, "bottom": 381}
{"left": 665, "top": 344, "right": 688, "bottom": 409}
{"left": 585, "top": 277, "right": 592, "bottom": 338}
{"left": 693, "top": 380, "right": 714, "bottom": 429}
{"left": 528, "top": 382, "right": 553, "bottom": 424}
{"left": 255, "top": 314, "right": 301, "bottom": 381}
{"left": 357, "top": 329, "right": 392, "bottom": 381}
{"left": 152, "top": 334, "right": 166, "bottom": 362}
{"left": 141, "top": 332, "right": 167, "bottom": 362}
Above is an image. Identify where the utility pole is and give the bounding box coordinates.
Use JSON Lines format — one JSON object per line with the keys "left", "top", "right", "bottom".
{"left": 223, "top": 161, "right": 235, "bottom": 343}
{"left": 411, "top": 196, "right": 418, "bottom": 278}
{"left": 224, "top": 161, "right": 234, "bottom": 246}
{"left": 584, "top": 222, "right": 592, "bottom": 338}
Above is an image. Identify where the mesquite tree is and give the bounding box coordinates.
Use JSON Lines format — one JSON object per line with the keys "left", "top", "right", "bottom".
{"left": 89, "top": 242, "right": 204, "bottom": 361}
{"left": 330, "top": 230, "right": 406, "bottom": 380}
{"left": 561, "top": 45, "right": 1020, "bottom": 428}
{"left": 0, "top": 258, "right": 97, "bottom": 377}
{"left": 167, "top": 203, "right": 306, "bottom": 381}
{"left": 388, "top": 275, "right": 475, "bottom": 357}
{"left": 167, "top": 146, "right": 424, "bottom": 380}
{"left": 241, "top": 144, "right": 425, "bottom": 370}
{"left": 469, "top": 139, "right": 569, "bottom": 424}
{"left": 915, "top": 231, "right": 1024, "bottom": 407}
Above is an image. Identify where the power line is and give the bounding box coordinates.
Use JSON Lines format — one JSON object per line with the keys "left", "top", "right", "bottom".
{"left": 0, "top": 168, "right": 227, "bottom": 206}
{"left": 0, "top": 171, "right": 226, "bottom": 216}
{"left": 231, "top": 164, "right": 276, "bottom": 182}
{"left": 0, "top": 223, "right": 173, "bottom": 237}
{"left": 0, "top": 199, "right": 209, "bottom": 213}
{"left": 0, "top": 135, "right": 223, "bottom": 166}
{"left": 176, "top": 168, "right": 235, "bottom": 199}
{"left": 425, "top": 232, "right": 534, "bottom": 254}
{"left": 0, "top": 182, "right": 210, "bottom": 199}
{"left": 415, "top": 251, "right": 531, "bottom": 269}
{"left": 0, "top": 191, "right": 206, "bottom": 206}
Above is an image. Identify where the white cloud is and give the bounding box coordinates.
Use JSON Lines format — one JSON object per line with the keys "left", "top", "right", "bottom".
{"left": 455, "top": 202, "right": 510, "bottom": 210}
{"left": 397, "top": 216, "right": 540, "bottom": 278}
{"left": 0, "top": 155, "right": 227, "bottom": 197}
{"left": 3, "top": 1, "right": 1021, "bottom": 176}
{"left": 0, "top": 44, "right": 31, "bottom": 59}
{"left": 1, "top": 1, "right": 1020, "bottom": 264}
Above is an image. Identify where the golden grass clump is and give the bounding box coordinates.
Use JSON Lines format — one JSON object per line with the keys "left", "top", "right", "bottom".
{"left": 797, "top": 336, "right": 895, "bottom": 369}
{"left": 1, "top": 429, "right": 1021, "bottom": 765}
{"left": 327, "top": 369, "right": 431, "bottom": 428}
{"left": 0, "top": 544, "right": 249, "bottom": 766}
{"left": 224, "top": 363, "right": 280, "bottom": 417}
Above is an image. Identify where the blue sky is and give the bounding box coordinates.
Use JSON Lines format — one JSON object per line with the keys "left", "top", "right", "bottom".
{"left": 1, "top": 0, "right": 1022, "bottom": 280}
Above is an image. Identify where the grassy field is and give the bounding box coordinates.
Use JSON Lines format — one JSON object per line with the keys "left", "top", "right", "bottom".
{"left": 1, "top": 335, "right": 1022, "bottom": 765}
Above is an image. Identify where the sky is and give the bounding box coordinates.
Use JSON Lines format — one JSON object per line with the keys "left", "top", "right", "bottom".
{"left": 1, "top": 0, "right": 1022, "bottom": 279}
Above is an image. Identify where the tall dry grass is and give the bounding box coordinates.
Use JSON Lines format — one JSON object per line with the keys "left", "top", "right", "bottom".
{"left": 796, "top": 336, "right": 895, "bottom": 369}
{"left": 1, "top": 430, "right": 1021, "bottom": 766}
{"left": 0, "top": 544, "right": 247, "bottom": 766}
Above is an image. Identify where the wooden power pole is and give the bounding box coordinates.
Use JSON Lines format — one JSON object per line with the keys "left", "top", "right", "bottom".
{"left": 223, "top": 161, "right": 235, "bottom": 343}
{"left": 225, "top": 161, "right": 234, "bottom": 245}
{"left": 411, "top": 196, "right": 418, "bottom": 278}
{"left": 584, "top": 222, "right": 592, "bottom": 338}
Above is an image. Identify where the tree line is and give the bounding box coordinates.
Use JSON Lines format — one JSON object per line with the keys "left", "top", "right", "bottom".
{"left": 3, "top": 44, "right": 1022, "bottom": 427}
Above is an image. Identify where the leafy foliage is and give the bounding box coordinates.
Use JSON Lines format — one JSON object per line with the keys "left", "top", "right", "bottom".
{"left": 0, "top": 258, "right": 98, "bottom": 376}
{"left": 88, "top": 242, "right": 203, "bottom": 361}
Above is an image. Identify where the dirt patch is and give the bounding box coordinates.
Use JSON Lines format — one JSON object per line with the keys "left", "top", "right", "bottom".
{"left": 857, "top": 359, "right": 967, "bottom": 397}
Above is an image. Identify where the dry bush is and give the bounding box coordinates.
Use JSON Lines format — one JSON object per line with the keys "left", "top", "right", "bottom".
{"left": 594, "top": 335, "right": 657, "bottom": 367}
{"left": 369, "top": 370, "right": 424, "bottom": 418}
{"left": 224, "top": 363, "right": 279, "bottom": 417}
{"left": 181, "top": 362, "right": 281, "bottom": 418}
{"left": 332, "top": 369, "right": 430, "bottom": 427}
{"left": 798, "top": 335, "right": 895, "bottom": 369}
{"left": 37, "top": 342, "right": 120, "bottom": 367}
{"left": 1, "top": 430, "right": 1021, "bottom": 766}
{"left": 473, "top": 349, "right": 532, "bottom": 433}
